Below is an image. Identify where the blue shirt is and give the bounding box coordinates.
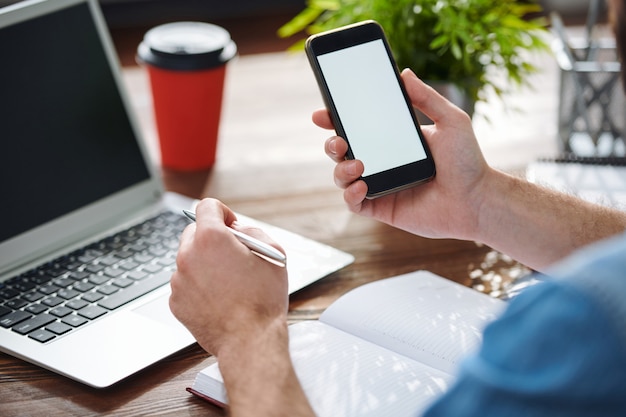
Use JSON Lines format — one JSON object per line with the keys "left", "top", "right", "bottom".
{"left": 424, "top": 232, "right": 626, "bottom": 416}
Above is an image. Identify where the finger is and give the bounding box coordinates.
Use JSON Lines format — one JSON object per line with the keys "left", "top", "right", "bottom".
{"left": 312, "top": 108, "right": 334, "bottom": 129}
{"left": 177, "top": 222, "right": 196, "bottom": 254}
{"left": 191, "top": 199, "right": 243, "bottom": 257}
{"left": 194, "top": 198, "right": 238, "bottom": 230}
{"left": 401, "top": 69, "right": 459, "bottom": 125}
{"left": 343, "top": 180, "right": 368, "bottom": 211}
{"left": 334, "top": 159, "right": 364, "bottom": 189}
{"left": 231, "top": 223, "right": 286, "bottom": 256}
{"left": 324, "top": 136, "right": 349, "bottom": 163}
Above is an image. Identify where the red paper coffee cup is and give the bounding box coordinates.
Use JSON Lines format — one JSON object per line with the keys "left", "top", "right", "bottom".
{"left": 137, "top": 22, "right": 237, "bottom": 171}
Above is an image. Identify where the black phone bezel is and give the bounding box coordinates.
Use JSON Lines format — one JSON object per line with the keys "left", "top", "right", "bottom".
{"left": 305, "top": 20, "right": 436, "bottom": 198}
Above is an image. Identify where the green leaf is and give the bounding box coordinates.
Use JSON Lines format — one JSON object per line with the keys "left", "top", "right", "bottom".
{"left": 430, "top": 34, "right": 449, "bottom": 49}
{"left": 277, "top": 7, "right": 324, "bottom": 38}
{"left": 277, "top": 0, "right": 550, "bottom": 108}
{"left": 286, "top": 39, "right": 308, "bottom": 51}
{"left": 450, "top": 40, "right": 462, "bottom": 60}
{"left": 309, "top": 0, "right": 341, "bottom": 9}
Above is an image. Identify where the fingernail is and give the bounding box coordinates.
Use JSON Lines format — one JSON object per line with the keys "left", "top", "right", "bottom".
{"left": 347, "top": 160, "right": 358, "bottom": 176}
{"left": 403, "top": 68, "right": 417, "bottom": 79}
{"left": 328, "top": 138, "right": 337, "bottom": 155}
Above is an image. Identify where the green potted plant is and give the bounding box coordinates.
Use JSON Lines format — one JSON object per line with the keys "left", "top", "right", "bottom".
{"left": 279, "top": 0, "right": 550, "bottom": 116}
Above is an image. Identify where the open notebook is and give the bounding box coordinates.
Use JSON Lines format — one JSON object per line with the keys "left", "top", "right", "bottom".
{"left": 188, "top": 271, "right": 504, "bottom": 416}
{"left": 0, "top": 0, "right": 353, "bottom": 388}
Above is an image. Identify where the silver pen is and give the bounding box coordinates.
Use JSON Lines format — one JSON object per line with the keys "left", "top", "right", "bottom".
{"left": 182, "top": 210, "right": 286, "bottom": 266}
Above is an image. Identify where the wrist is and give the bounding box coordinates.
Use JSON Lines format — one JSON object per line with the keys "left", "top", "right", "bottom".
{"left": 451, "top": 166, "right": 506, "bottom": 244}
{"left": 471, "top": 168, "right": 519, "bottom": 246}
{"left": 217, "top": 316, "right": 289, "bottom": 362}
{"left": 216, "top": 317, "right": 314, "bottom": 416}
{"left": 216, "top": 315, "right": 292, "bottom": 394}
{"left": 468, "top": 168, "right": 626, "bottom": 270}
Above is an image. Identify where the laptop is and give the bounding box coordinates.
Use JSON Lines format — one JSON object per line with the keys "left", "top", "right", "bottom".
{"left": 526, "top": 158, "right": 626, "bottom": 210}
{"left": 0, "top": 0, "right": 353, "bottom": 388}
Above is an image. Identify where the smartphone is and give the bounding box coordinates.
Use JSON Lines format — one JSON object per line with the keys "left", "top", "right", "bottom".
{"left": 305, "top": 20, "right": 435, "bottom": 199}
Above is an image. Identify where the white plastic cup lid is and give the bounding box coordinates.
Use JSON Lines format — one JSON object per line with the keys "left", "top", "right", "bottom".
{"left": 137, "top": 22, "right": 237, "bottom": 71}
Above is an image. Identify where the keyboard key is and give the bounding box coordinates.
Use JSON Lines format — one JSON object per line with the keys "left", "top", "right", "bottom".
{"left": 61, "top": 259, "right": 82, "bottom": 272}
{"left": 45, "top": 266, "right": 67, "bottom": 278}
{"left": 12, "top": 313, "right": 56, "bottom": 335}
{"left": 66, "top": 299, "right": 89, "bottom": 310}
{"left": 30, "top": 274, "right": 52, "bottom": 285}
{"left": 127, "top": 270, "right": 148, "bottom": 281}
{"left": 29, "top": 329, "right": 56, "bottom": 343}
{"left": 25, "top": 304, "right": 48, "bottom": 315}
{"left": 12, "top": 280, "right": 36, "bottom": 292}
{"left": 112, "top": 277, "right": 133, "bottom": 288}
{"left": 134, "top": 254, "right": 154, "bottom": 264}
{"left": 88, "top": 275, "right": 109, "bottom": 285}
{"left": 69, "top": 270, "right": 90, "bottom": 281}
{"left": 149, "top": 247, "right": 168, "bottom": 257}
{"left": 103, "top": 268, "right": 124, "bottom": 278}
{"left": 158, "top": 256, "right": 176, "bottom": 267}
{"left": 99, "top": 255, "right": 119, "bottom": 266}
{"left": 0, "top": 305, "right": 12, "bottom": 317}
{"left": 115, "top": 250, "right": 134, "bottom": 259}
{"left": 23, "top": 291, "right": 45, "bottom": 302}
{"left": 129, "top": 242, "right": 149, "bottom": 252}
{"left": 39, "top": 284, "right": 60, "bottom": 295}
{"left": 98, "top": 285, "right": 119, "bottom": 296}
{"left": 62, "top": 314, "right": 88, "bottom": 327}
{"left": 1, "top": 310, "right": 31, "bottom": 328}
{"left": 50, "top": 306, "right": 73, "bottom": 318}
{"left": 73, "top": 282, "right": 95, "bottom": 292}
{"left": 78, "top": 305, "right": 107, "bottom": 320}
{"left": 85, "top": 264, "right": 105, "bottom": 274}
{"left": 46, "top": 321, "right": 73, "bottom": 335}
{"left": 77, "top": 254, "right": 96, "bottom": 264}
{"left": 142, "top": 264, "right": 162, "bottom": 274}
{"left": 58, "top": 288, "right": 80, "bottom": 300}
{"left": 52, "top": 278, "right": 74, "bottom": 288}
{"left": 42, "top": 296, "right": 64, "bottom": 307}
{"left": 82, "top": 292, "right": 104, "bottom": 303}
{"left": 5, "top": 298, "right": 28, "bottom": 309}
{"left": 119, "top": 260, "right": 139, "bottom": 271}
{"left": 0, "top": 288, "right": 20, "bottom": 300}
{"left": 99, "top": 270, "right": 171, "bottom": 310}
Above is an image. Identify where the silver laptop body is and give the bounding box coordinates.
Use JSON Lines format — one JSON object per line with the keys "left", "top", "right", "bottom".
{"left": 0, "top": 0, "right": 353, "bottom": 388}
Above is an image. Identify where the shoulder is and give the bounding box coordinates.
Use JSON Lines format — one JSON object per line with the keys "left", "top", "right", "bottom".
{"left": 425, "top": 232, "right": 626, "bottom": 417}
{"left": 546, "top": 231, "right": 626, "bottom": 348}
{"left": 484, "top": 232, "right": 626, "bottom": 393}
{"left": 477, "top": 274, "right": 626, "bottom": 396}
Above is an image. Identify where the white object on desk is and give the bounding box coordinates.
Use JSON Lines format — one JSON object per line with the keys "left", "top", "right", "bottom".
{"left": 526, "top": 159, "right": 626, "bottom": 210}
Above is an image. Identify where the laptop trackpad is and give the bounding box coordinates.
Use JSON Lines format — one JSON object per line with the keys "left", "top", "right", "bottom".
{"left": 132, "top": 290, "right": 188, "bottom": 331}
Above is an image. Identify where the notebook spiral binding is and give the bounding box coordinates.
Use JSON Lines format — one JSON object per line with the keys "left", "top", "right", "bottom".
{"left": 539, "top": 155, "right": 626, "bottom": 166}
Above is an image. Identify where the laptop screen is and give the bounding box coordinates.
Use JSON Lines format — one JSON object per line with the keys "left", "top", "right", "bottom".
{"left": 0, "top": 1, "right": 151, "bottom": 242}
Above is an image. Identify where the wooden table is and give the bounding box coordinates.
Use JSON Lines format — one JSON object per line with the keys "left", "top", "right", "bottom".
{"left": 0, "top": 51, "right": 541, "bottom": 416}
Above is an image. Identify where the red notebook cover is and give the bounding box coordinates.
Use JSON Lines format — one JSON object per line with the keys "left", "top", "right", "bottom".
{"left": 186, "top": 387, "right": 227, "bottom": 409}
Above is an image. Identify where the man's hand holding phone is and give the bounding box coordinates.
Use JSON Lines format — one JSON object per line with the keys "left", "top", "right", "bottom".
{"left": 306, "top": 21, "right": 436, "bottom": 199}
{"left": 315, "top": 69, "right": 493, "bottom": 242}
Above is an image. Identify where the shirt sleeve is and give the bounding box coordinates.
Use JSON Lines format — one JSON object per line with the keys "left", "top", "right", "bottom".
{"left": 422, "top": 280, "right": 626, "bottom": 417}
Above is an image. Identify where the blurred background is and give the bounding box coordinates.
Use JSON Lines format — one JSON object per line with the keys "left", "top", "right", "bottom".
{"left": 0, "top": 1, "right": 598, "bottom": 63}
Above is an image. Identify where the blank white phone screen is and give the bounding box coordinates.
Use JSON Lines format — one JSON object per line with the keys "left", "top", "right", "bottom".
{"left": 317, "top": 39, "right": 427, "bottom": 176}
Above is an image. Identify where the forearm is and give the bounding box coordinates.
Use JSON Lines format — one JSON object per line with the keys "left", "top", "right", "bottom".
{"left": 216, "top": 318, "right": 315, "bottom": 417}
{"left": 474, "top": 169, "right": 626, "bottom": 271}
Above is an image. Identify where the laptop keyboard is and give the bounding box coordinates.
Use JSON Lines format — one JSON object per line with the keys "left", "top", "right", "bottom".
{"left": 0, "top": 211, "right": 189, "bottom": 343}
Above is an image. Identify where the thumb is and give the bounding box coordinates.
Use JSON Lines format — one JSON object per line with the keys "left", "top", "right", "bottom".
{"left": 401, "top": 68, "right": 458, "bottom": 125}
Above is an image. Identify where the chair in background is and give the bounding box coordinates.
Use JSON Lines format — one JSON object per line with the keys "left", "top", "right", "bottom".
{"left": 550, "top": 0, "right": 625, "bottom": 156}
